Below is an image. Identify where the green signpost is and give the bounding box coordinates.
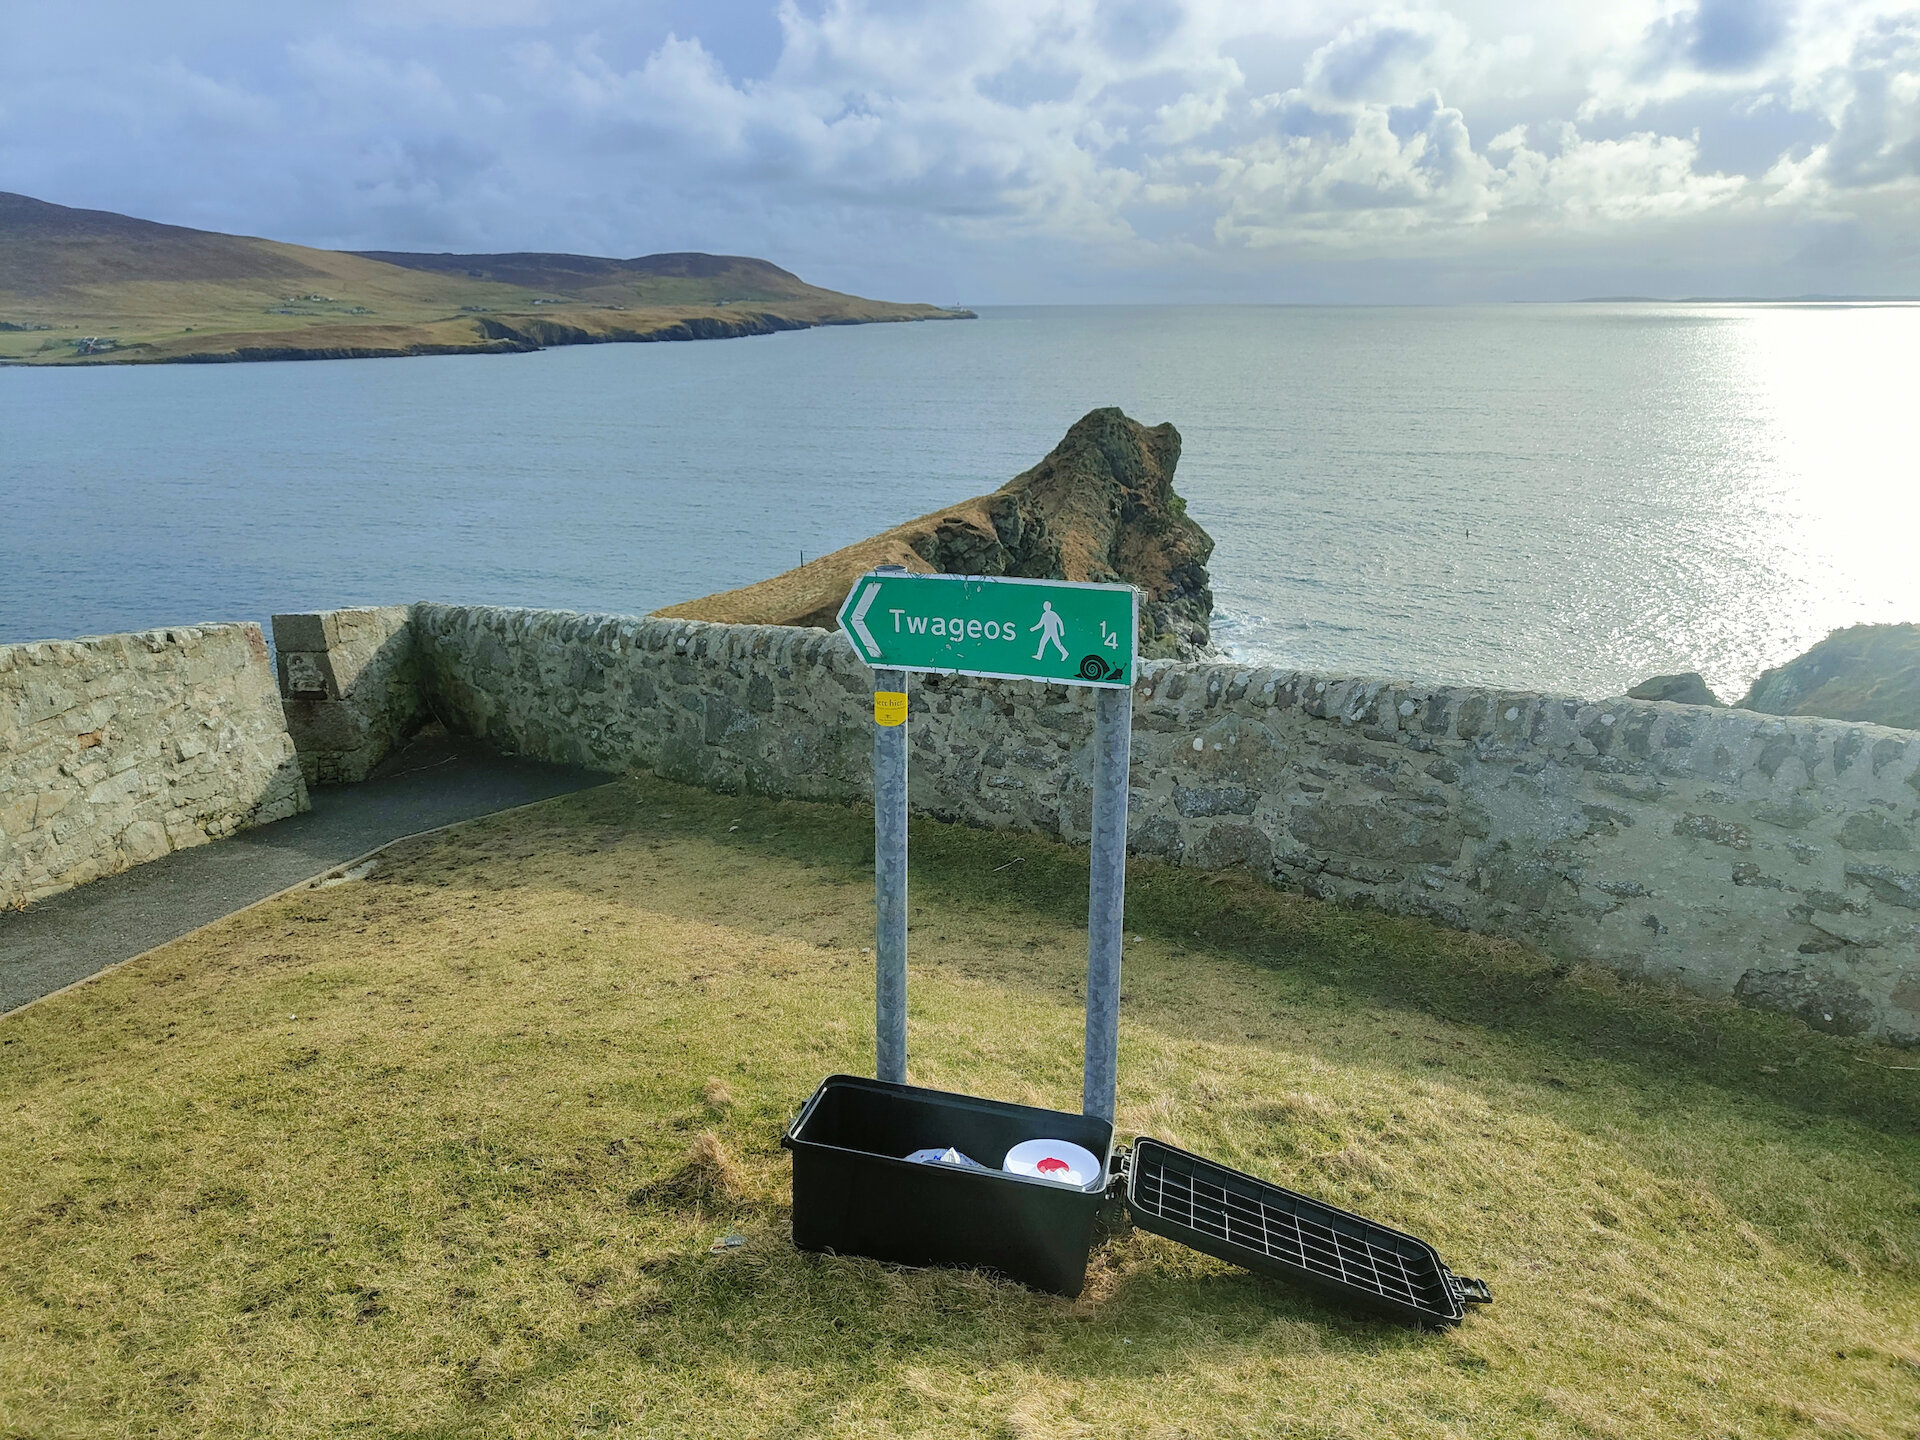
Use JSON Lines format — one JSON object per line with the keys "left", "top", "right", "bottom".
{"left": 841, "top": 567, "right": 1138, "bottom": 1122}
{"left": 836, "top": 572, "right": 1137, "bottom": 688}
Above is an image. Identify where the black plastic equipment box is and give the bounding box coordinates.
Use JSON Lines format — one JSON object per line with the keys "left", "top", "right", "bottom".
{"left": 783, "top": 1074, "right": 1113, "bottom": 1297}
{"left": 785, "top": 1075, "right": 1491, "bottom": 1324}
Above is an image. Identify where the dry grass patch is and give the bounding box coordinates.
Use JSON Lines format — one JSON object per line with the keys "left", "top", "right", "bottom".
{"left": 2, "top": 776, "right": 1917, "bottom": 1438}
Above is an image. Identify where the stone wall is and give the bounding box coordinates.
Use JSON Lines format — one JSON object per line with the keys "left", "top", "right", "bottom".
{"left": 271, "top": 607, "right": 425, "bottom": 784}
{"left": 0, "top": 624, "right": 308, "bottom": 907}
{"left": 408, "top": 602, "right": 1920, "bottom": 1046}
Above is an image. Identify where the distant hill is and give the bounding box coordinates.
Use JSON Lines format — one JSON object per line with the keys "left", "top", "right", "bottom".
{"left": 0, "top": 192, "right": 970, "bottom": 365}
{"left": 351, "top": 248, "right": 827, "bottom": 305}
{"left": 1575, "top": 294, "right": 1920, "bottom": 304}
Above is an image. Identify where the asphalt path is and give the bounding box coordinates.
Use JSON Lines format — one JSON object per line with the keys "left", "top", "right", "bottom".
{"left": 0, "top": 730, "right": 608, "bottom": 1015}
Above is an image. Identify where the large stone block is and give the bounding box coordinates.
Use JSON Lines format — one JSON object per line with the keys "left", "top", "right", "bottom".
{"left": 1734, "top": 967, "right": 1875, "bottom": 1036}
{"left": 270, "top": 612, "right": 338, "bottom": 653}
{"left": 0, "top": 622, "right": 309, "bottom": 907}
{"left": 1289, "top": 800, "right": 1466, "bottom": 865}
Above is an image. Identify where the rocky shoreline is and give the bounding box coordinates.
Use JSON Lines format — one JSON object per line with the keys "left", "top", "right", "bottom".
{"left": 11, "top": 305, "right": 977, "bottom": 368}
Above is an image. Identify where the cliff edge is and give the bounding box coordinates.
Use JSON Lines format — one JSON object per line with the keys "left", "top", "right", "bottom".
{"left": 653, "top": 407, "right": 1216, "bottom": 657}
{"left": 1738, "top": 623, "right": 1920, "bottom": 731}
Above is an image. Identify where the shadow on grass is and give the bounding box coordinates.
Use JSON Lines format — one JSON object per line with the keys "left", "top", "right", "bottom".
{"left": 391, "top": 1204, "right": 1442, "bottom": 1439}
{"left": 515, "top": 777, "right": 1920, "bottom": 1141}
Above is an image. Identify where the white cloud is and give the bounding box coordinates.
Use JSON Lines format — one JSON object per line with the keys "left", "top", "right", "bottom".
{"left": 1497, "top": 125, "right": 1748, "bottom": 222}
{"left": 2, "top": 0, "right": 1917, "bottom": 298}
{"left": 1147, "top": 63, "right": 1243, "bottom": 144}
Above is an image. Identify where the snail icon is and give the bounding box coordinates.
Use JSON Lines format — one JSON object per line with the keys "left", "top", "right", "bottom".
{"left": 1079, "top": 655, "right": 1123, "bottom": 682}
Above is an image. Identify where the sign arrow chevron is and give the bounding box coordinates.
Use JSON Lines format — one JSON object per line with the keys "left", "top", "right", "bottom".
{"left": 848, "top": 581, "right": 882, "bottom": 659}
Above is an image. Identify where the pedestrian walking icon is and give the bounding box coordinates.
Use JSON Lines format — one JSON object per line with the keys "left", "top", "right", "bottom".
{"left": 1031, "top": 601, "right": 1069, "bottom": 661}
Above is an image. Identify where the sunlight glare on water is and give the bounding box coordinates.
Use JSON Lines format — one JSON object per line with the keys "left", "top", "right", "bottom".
{"left": 1729, "top": 306, "right": 1919, "bottom": 635}
{"left": 1188, "top": 303, "right": 1919, "bottom": 699}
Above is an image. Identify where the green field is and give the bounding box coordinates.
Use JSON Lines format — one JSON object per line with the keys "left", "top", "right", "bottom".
{"left": 3, "top": 777, "right": 1916, "bottom": 1437}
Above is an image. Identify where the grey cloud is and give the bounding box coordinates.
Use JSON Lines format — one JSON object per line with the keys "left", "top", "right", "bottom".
{"left": 1386, "top": 93, "right": 1445, "bottom": 143}
{"left": 1577, "top": 91, "right": 1830, "bottom": 178}
{"left": 1304, "top": 15, "right": 1444, "bottom": 102}
{"left": 1823, "top": 15, "right": 1920, "bottom": 186}
{"left": 1096, "top": 0, "right": 1184, "bottom": 62}
{"left": 975, "top": 61, "right": 1081, "bottom": 108}
{"left": 1264, "top": 96, "right": 1357, "bottom": 142}
{"left": 1642, "top": 0, "right": 1794, "bottom": 77}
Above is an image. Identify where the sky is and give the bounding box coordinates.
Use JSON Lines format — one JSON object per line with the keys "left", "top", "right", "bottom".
{"left": 3, "top": 0, "right": 1918, "bottom": 302}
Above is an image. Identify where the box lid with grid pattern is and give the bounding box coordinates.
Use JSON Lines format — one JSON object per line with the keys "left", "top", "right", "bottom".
{"left": 1122, "top": 1136, "right": 1491, "bottom": 1327}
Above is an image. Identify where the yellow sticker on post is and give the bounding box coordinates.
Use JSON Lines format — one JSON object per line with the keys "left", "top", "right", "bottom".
{"left": 873, "top": 691, "right": 908, "bottom": 727}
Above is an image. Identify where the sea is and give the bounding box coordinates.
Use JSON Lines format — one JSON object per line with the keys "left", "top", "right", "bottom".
{"left": 3, "top": 304, "right": 1914, "bottom": 701}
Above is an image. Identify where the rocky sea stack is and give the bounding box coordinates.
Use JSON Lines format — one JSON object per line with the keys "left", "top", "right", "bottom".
{"left": 655, "top": 407, "right": 1216, "bottom": 658}
{"left": 1625, "top": 671, "right": 1723, "bottom": 706}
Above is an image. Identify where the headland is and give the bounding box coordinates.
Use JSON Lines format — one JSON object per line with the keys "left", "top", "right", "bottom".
{"left": 0, "top": 191, "right": 972, "bottom": 366}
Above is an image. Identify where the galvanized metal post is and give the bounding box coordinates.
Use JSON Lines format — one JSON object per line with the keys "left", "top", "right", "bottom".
{"left": 873, "top": 668, "right": 909, "bottom": 1084}
{"left": 1083, "top": 682, "right": 1132, "bottom": 1122}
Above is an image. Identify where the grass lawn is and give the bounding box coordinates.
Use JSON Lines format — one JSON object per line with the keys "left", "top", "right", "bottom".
{"left": 3, "top": 777, "right": 1917, "bottom": 1438}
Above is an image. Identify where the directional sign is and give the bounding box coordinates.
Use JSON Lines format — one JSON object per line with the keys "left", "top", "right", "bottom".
{"left": 837, "top": 572, "right": 1137, "bottom": 688}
